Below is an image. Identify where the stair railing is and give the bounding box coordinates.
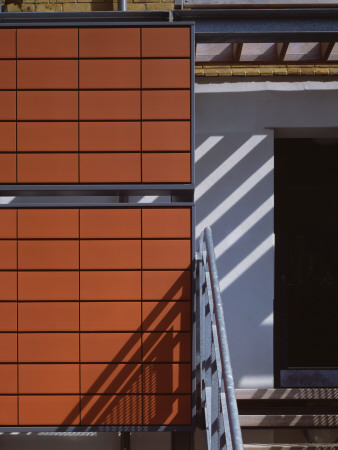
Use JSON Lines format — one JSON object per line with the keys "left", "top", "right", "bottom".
{"left": 196, "top": 227, "right": 243, "bottom": 450}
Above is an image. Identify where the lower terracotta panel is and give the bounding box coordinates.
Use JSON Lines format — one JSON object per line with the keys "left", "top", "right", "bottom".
{"left": 0, "top": 365, "right": 17, "bottom": 394}
{"left": 17, "top": 122, "right": 78, "bottom": 152}
{"left": 142, "top": 332, "right": 191, "bottom": 363}
{"left": 0, "top": 154, "right": 16, "bottom": 183}
{"left": 18, "top": 302, "right": 79, "bottom": 332}
{"left": 80, "top": 271, "right": 141, "bottom": 300}
{"left": 18, "top": 333, "right": 79, "bottom": 363}
{"left": 142, "top": 270, "right": 191, "bottom": 301}
{"left": 0, "top": 209, "right": 17, "bottom": 238}
{"left": 143, "top": 364, "right": 191, "bottom": 394}
{"left": 80, "top": 153, "right": 141, "bottom": 183}
{"left": 19, "top": 364, "right": 79, "bottom": 394}
{"left": 142, "top": 153, "right": 190, "bottom": 183}
{"left": 0, "top": 91, "right": 16, "bottom": 120}
{"left": 19, "top": 395, "right": 80, "bottom": 425}
{"left": 0, "top": 271, "right": 17, "bottom": 301}
{"left": 18, "top": 240, "right": 79, "bottom": 270}
{"left": 0, "top": 302, "right": 17, "bottom": 332}
{"left": 18, "top": 271, "right": 79, "bottom": 301}
{"left": 142, "top": 302, "right": 191, "bottom": 332}
{"left": 80, "top": 333, "right": 141, "bottom": 363}
{"left": 0, "top": 241, "right": 17, "bottom": 270}
{"left": 0, "top": 396, "right": 18, "bottom": 425}
{"left": 0, "top": 334, "right": 17, "bottom": 362}
{"left": 0, "top": 122, "right": 16, "bottom": 152}
{"left": 142, "top": 90, "right": 190, "bottom": 120}
{"left": 142, "top": 240, "right": 191, "bottom": 270}
{"left": 17, "top": 153, "right": 79, "bottom": 183}
{"left": 80, "top": 302, "right": 141, "bottom": 332}
{"left": 81, "top": 364, "right": 142, "bottom": 394}
{"left": 143, "top": 395, "right": 191, "bottom": 425}
{"left": 80, "top": 240, "right": 141, "bottom": 270}
{"left": 81, "top": 394, "right": 142, "bottom": 425}
{"left": 142, "top": 121, "right": 190, "bottom": 152}
{"left": 80, "top": 122, "right": 140, "bottom": 152}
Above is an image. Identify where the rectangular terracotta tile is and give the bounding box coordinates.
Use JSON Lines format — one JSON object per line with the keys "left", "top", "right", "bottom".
{"left": 143, "top": 395, "right": 191, "bottom": 425}
{"left": 17, "top": 153, "right": 78, "bottom": 183}
{"left": 18, "top": 240, "right": 79, "bottom": 270}
{"left": 17, "top": 60, "right": 78, "bottom": 90}
{"left": 79, "top": 28, "right": 140, "bottom": 58}
{"left": 0, "top": 334, "right": 17, "bottom": 362}
{"left": 0, "top": 365, "right": 17, "bottom": 394}
{"left": 142, "top": 90, "right": 190, "bottom": 120}
{"left": 142, "top": 302, "right": 190, "bottom": 332}
{"left": 80, "top": 302, "right": 141, "bottom": 332}
{"left": 18, "top": 302, "right": 79, "bottom": 332}
{"left": 18, "top": 333, "right": 79, "bottom": 362}
{"left": 80, "top": 333, "right": 141, "bottom": 362}
{"left": 80, "top": 153, "right": 140, "bottom": 183}
{"left": 0, "top": 60, "right": 16, "bottom": 90}
{"left": 142, "top": 208, "right": 191, "bottom": 238}
{"left": 142, "top": 27, "right": 190, "bottom": 58}
{"left": 143, "top": 270, "right": 191, "bottom": 301}
{"left": 81, "top": 364, "right": 142, "bottom": 394}
{"left": 17, "top": 122, "right": 78, "bottom": 152}
{"left": 80, "top": 60, "right": 140, "bottom": 89}
{"left": 142, "top": 240, "right": 191, "bottom": 270}
{"left": 18, "top": 209, "right": 79, "bottom": 239}
{"left": 142, "top": 59, "right": 190, "bottom": 89}
{"left": 0, "top": 122, "right": 16, "bottom": 152}
{"left": 18, "top": 271, "right": 79, "bottom": 301}
{"left": 0, "top": 154, "right": 16, "bottom": 183}
{"left": 80, "top": 240, "right": 141, "bottom": 270}
{"left": 0, "top": 29, "right": 16, "bottom": 58}
{"left": 19, "top": 395, "right": 80, "bottom": 425}
{"left": 0, "top": 303, "right": 17, "bottom": 332}
{"left": 17, "top": 91, "right": 78, "bottom": 121}
{"left": 19, "top": 364, "right": 79, "bottom": 394}
{"left": 80, "top": 91, "right": 140, "bottom": 121}
{"left": 80, "top": 271, "right": 141, "bottom": 301}
{"left": 80, "top": 209, "right": 141, "bottom": 239}
{"left": 0, "top": 209, "right": 17, "bottom": 238}
{"left": 143, "top": 364, "right": 191, "bottom": 394}
{"left": 142, "top": 153, "right": 190, "bottom": 183}
{"left": 142, "top": 121, "right": 190, "bottom": 152}
{"left": 0, "top": 396, "right": 18, "bottom": 425}
{"left": 17, "top": 28, "right": 78, "bottom": 59}
{"left": 80, "top": 122, "right": 140, "bottom": 152}
{"left": 0, "top": 272, "right": 17, "bottom": 301}
{"left": 0, "top": 241, "right": 17, "bottom": 270}
{"left": 0, "top": 91, "right": 16, "bottom": 120}
{"left": 142, "top": 332, "right": 191, "bottom": 362}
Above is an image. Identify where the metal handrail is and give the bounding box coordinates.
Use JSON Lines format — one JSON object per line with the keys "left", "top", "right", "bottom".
{"left": 196, "top": 227, "right": 243, "bottom": 450}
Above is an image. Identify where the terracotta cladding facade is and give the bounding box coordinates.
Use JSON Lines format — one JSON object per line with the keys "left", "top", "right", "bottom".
{"left": 0, "top": 207, "right": 192, "bottom": 426}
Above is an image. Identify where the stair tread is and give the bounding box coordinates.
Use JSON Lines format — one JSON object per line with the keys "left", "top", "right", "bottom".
{"left": 240, "top": 414, "right": 338, "bottom": 427}
{"left": 236, "top": 389, "right": 338, "bottom": 401}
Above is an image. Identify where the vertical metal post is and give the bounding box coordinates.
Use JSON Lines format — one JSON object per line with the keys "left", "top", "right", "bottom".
{"left": 120, "top": 432, "right": 131, "bottom": 450}
{"left": 118, "top": 0, "right": 127, "bottom": 11}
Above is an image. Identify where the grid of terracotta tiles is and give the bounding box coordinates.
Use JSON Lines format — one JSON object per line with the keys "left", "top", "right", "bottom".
{"left": 0, "top": 207, "right": 192, "bottom": 426}
{"left": 0, "top": 27, "right": 191, "bottom": 184}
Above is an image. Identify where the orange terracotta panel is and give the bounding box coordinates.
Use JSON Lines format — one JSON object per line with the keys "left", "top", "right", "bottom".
{"left": 17, "top": 91, "right": 78, "bottom": 121}
{"left": 79, "top": 28, "right": 140, "bottom": 58}
{"left": 17, "top": 28, "right": 78, "bottom": 58}
{"left": 142, "top": 121, "right": 190, "bottom": 152}
{"left": 0, "top": 209, "right": 17, "bottom": 238}
{"left": 17, "top": 122, "right": 78, "bottom": 152}
{"left": 0, "top": 91, "right": 16, "bottom": 120}
{"left": 80, "top": 122, "right": 140, "bottom": 152}
{"left": 0, "top": 154, "right": 16, "bottom": 183}
{"left": 0, "top": 122, "right": 16, "bottom": 152}
{"left": 142, "top": 90, "right": 190, "bottom": 120}
{"left": 80, "top": 153, "right": 141, "bottom": 183}
{"left": 17, "top": 153, "right": 78, "bottom": 183}
{"left": 80, "top": 333, "right": 141, "bottom": 363}
{"left": 80, "top": 302, "right": 141, "bottom": 332}
{"left": 0, "top": 303, "right": 17, "bottom": 332}
{"left": 0, "top": 365, "right": 17, "bottom": 394}
{"left": 18, "top": 333, "right": 79, "bottom": 362}
{"left": 18, "top": 271, "right": 79, "bottom": 301}
{"left": 81, "top": 394, "right": 142, "bottom": 425}
{"left": 0, "top": 241, "right": 17, "bottom": 270}
{"left": 80, "top": 209, "right": 141, "bottom": 238}
{"left": 142, "top": 270, "right": 191, "bottom": 301}
{"left": 143, "top": 395, "right": 191, "bottom": 425}
{"left": 19, "top": 395, "right": 80, "bottom": 425}
{"left": 0, "top": 60, "right": 16, "bottom": 90}
{"left": 19, "top": 364, "right": 79, "bottom": 394}
{"left": 0, "top": 272, "right": 17, "bottom": 301}
{"left": 80, "top": 60, "right": 140, "bottom": 89}
{"left": 0, "top": 29, "right": 16, "bottom": 58}
{"left": 18, "top": 209, "right": 79, "bottom": 238}
{"left": 18, "top": 302, "right": 79, "bottom": 332}
{"left": 18, "top": 240, "right": 79, "bottom": 270}
{"left": 143, "top": 332, "right": 191, "bottom": 362}
{"left": 142, "top": 240, "right": 191, "bottom": 270}
{"left": 0, "top": 334, "right": 17, "bottom": 362}
{"left": 17, "top": 60, "right": 78, "bottom": 90}
{"left": 81, "top": 364, "right": 142, "bottom": 394}
{"left": 142, "top": 27, "right": 190, "bottom": 58}
{"left": 142, "top": 59, "right": 190, "bottom": 89}
{"left": 142, "top": 153, "right": 190, "bottom": 183}
{"left": 0, "top": 396, "right": 18, "bottom": 425}
{"left": 142, "top": 208, "right": 191, "bottom": 238}
{"left": 80, "top": 91, "right": 140, "bottom": 121}
{"left": 142, "top": 302, "right": 190, "bottom": 332}
{"left": 143, "top": 364, "right": 191, "bottom": 394}
{"left": 80, "top": 271, "right": 141, "bottom": 301}
{"left": 80, "top": 240, "right": 141, "bottom": 270}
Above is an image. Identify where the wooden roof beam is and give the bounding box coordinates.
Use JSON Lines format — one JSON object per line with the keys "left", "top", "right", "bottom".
{"left": 321, "top": 42, "right": 335, "bottom": 60}
{"left": 233, "top": 43, "right": 243, "bottom": 61}
{"left": 277, "top": 42, "right": 289, "bottom": 61}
